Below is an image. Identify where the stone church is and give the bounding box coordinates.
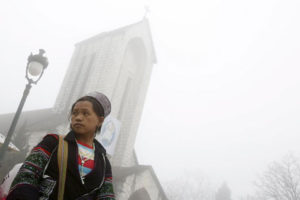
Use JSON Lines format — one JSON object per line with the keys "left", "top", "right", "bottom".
{"left": 0, "top": 19, "right": 168, "bottom": 200}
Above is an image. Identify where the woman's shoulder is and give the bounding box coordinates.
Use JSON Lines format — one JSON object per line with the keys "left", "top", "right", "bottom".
{"left": 41, "top": 133, "right": 60, "bottom": 145}
{"left": 34, "top": 133, "right": 60, "bottom": 155}
{"left": 43, "top": 133, "right": 59, "bottom": 140}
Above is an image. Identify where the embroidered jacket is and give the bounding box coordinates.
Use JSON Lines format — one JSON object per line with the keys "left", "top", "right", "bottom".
{"left": 7, "top": 131, "right": 115, "bottom": 200}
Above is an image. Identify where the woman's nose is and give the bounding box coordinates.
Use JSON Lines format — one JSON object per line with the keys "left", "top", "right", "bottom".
{"left": 75, "top": 114, "right": 83, "bottom": 121}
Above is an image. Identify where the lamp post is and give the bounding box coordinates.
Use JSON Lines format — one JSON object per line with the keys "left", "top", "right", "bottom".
{"left": 0, "top": 49, "right": 48, "bottom": 163}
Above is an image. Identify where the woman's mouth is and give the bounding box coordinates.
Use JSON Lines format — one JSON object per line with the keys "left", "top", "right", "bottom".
{"left": 73, "top": 123, "right": 84, "bottom": 128}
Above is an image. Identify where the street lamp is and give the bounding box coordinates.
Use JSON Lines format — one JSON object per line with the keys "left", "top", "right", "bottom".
{"left": 0, "top": 49, "right": 48, "bottom": 163}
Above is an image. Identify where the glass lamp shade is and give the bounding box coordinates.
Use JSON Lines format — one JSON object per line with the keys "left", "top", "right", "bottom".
{"left": 27, "top": 61, "right": 43, "bottom": 76}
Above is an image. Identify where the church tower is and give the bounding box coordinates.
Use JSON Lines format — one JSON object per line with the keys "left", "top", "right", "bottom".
{"left": 54, "top": 19, "right": 156, "bottom": 167}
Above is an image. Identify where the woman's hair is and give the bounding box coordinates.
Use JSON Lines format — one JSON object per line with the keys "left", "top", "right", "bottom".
{"left": 70, "top": 96, "right": 105, "bottom": 133}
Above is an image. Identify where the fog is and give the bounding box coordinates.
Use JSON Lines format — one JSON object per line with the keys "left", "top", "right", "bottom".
{"left": 1, "top": 0, "right": 300, "bottom": 199}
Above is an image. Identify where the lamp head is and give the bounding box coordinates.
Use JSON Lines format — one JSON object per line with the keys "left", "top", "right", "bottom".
{"left": 26, "top": 49, "right": 49, "bottom": 84}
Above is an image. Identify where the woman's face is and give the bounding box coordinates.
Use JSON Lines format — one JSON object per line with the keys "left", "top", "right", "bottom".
{"left": 71, "top": 100, "right": 103, "bottom": 136}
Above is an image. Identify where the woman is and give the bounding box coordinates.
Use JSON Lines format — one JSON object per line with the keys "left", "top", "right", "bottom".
{"left": 7, "top": 92, "right": 115, "bottom": 200}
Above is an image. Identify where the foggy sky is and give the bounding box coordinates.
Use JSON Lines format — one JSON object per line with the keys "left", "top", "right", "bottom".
{"left": 1, "top": 0, "right": 300, "bottom": 199}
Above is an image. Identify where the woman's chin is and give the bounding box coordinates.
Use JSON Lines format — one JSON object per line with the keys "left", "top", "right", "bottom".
{"left": 72, "top": 127, "right": 86, "bottom": 134}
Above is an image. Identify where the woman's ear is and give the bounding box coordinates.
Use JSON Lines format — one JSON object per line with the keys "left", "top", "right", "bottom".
{"left": 98, "top": 116, "right": 104, "bottom": 126}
